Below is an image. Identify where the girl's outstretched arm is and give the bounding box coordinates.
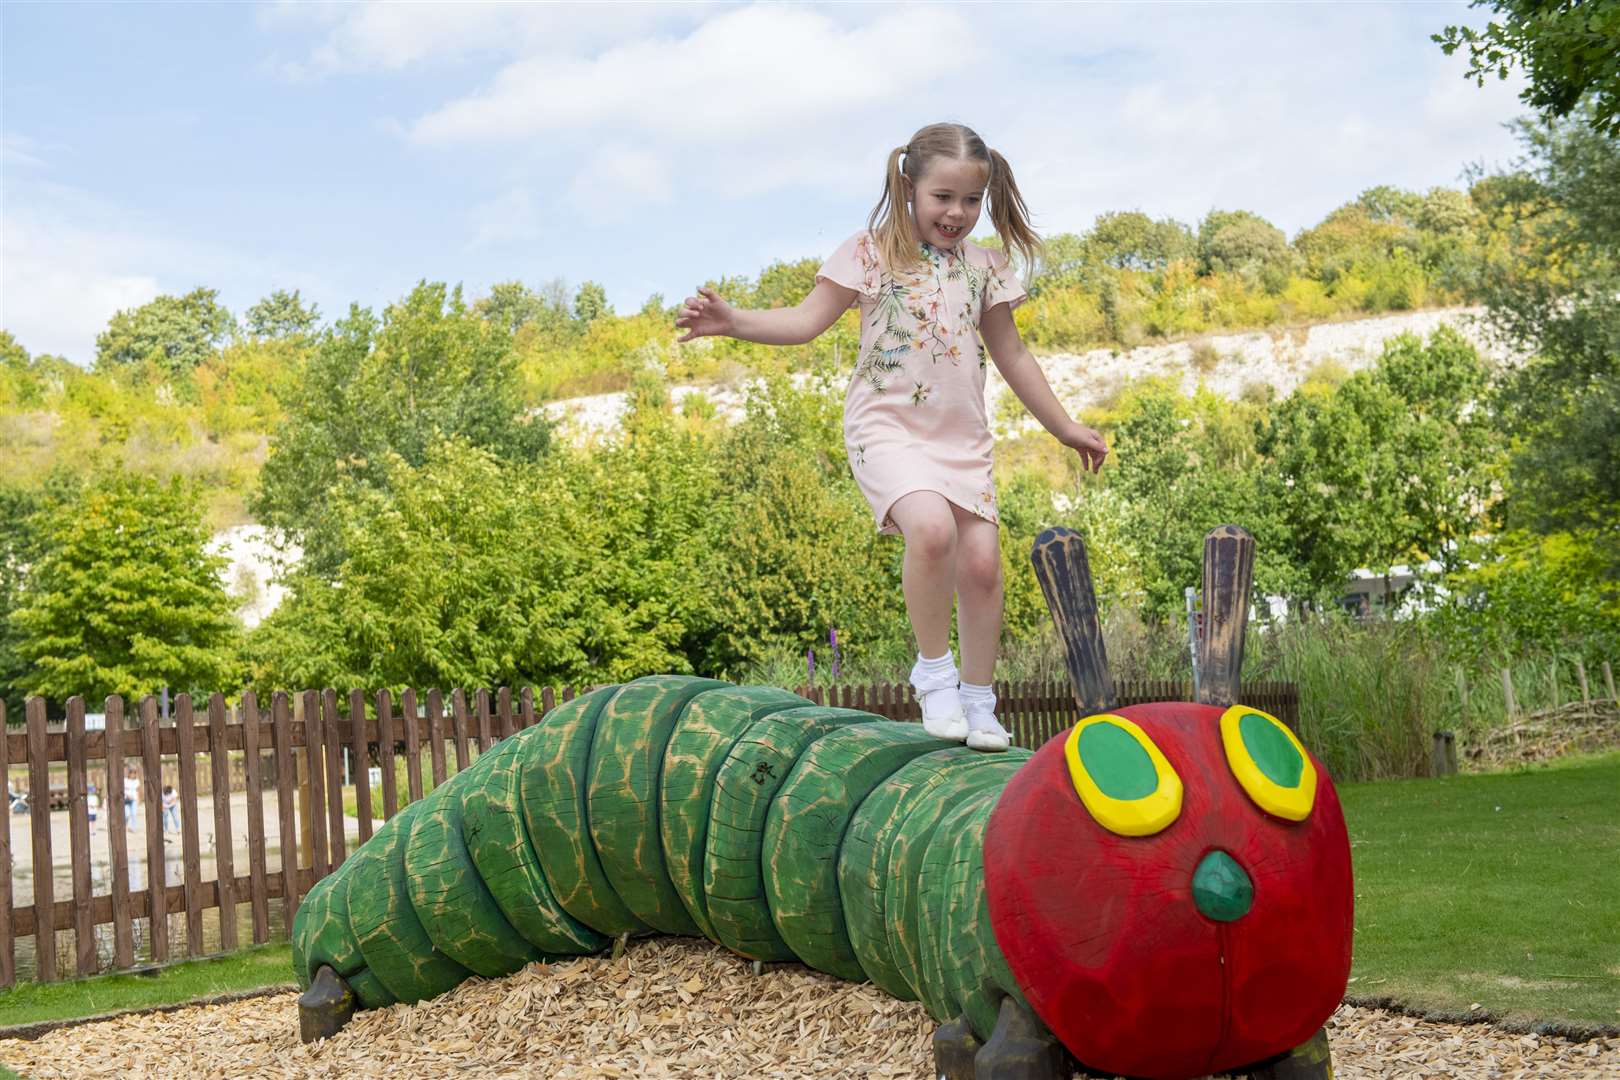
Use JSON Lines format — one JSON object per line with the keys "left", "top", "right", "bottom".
{"left": 676, "top": 281, "right": 855, "bottom": 346}
{"left": 980, "top": 300, "right": 1109, "bottom": 474}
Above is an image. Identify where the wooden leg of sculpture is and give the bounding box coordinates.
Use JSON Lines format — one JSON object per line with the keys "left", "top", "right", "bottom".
{"left": 973, "top": 995, "right": 1072, "bottom": 1080}
{"left": 1247, "top": 1027, "right": 1334, "bottom": 1080}
{"left": 932, "top": 1014, "right": 983, "bottom": 1080}
{"left": 298, "top": 965, "right": 356, "bottom": 1044}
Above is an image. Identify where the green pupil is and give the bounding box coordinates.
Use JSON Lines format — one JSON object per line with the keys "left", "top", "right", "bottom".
{"left": 1077, "top": 722, "right": 1157, "bottom": 800}
{"left": 1238, "top": 712, "right": 1303, "bottom": 787}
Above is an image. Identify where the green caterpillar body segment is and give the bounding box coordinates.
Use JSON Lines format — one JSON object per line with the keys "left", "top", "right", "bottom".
{"left": 659, "top": 685, "right": 812, "bottom": 939}
{"left": 292, "top": 676, "right": 1032, "bottom": 1043}
{"left": 839, "top": 747, "right": 1029, "bottom": 999}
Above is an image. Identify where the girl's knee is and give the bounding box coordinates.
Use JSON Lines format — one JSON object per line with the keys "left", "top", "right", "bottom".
{"left": 904, "top": 518, "right": 956, "bottom": 561}
{"left": 959, "top": 547, "right": 1002, "bottom": 592}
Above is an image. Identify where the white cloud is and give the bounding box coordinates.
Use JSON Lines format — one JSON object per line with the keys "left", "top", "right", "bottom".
{"left": 1, "top": 210, "right": 160, "bottom": 362}
{"left": 259, "top": 0, "right": 711, "bottom": 79}
{"left": 410, "top": 5, "right": 970, "bottom": 147}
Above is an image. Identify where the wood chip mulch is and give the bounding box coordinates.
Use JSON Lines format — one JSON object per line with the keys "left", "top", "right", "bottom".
{"left": 1, "top": 937, "right": 1615, "bottom": 1079}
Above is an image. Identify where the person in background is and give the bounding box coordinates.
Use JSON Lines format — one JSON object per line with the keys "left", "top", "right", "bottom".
{"left": 124, "top": 766, "right": 140, "bottom": 830}
{"left": 162, "top": 784, "right": 181, "bottom": 834}
{"left": 88, "top": 783, "right": 100, "bottom": 832}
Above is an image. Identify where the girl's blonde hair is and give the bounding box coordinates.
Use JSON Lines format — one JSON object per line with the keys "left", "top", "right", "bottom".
{"left": 866, "top": 122, "right": 1041, "bottom": 276}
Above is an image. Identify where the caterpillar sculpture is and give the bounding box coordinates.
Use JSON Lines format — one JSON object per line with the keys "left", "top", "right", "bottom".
{"left": 293, "top": 526, "right": 1353, "bottom": 1080}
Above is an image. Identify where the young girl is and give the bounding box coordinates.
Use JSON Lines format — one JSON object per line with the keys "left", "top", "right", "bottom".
{"left": 676, "top": 122, "right": 1107, "bottom": 752}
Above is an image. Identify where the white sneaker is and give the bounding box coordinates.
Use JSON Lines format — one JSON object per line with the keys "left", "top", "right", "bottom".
{"left": 911, "top": 661, "right": 968, "bottom": 742}
{"left": 964, "top": 695, "right": 1010, "bottom": 752}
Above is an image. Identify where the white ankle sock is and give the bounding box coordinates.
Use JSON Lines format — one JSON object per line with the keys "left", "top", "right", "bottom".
{"left": 916, "top": 651, "right": 956, "bottom": 677}
{"left": 959, "top": 681, "right": 994, "bottom": 706}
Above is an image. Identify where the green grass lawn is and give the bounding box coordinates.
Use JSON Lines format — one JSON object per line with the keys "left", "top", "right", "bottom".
{"left": 0, "top": 943, "right": 293, "bottom": 1031}
{"left": 1339, "top": 750, "right": 1619, "bottom": 1029}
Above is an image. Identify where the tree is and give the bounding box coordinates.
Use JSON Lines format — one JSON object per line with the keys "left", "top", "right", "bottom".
{"left": 573, "top": 281, "right": 611, "bottom": 323}
{"left": 94, "top": 287, "right": 235, "bottom": 374}
{"left": 247, "top": 429, "right": 722, "bottom": 691}
{"left": 698, "top": 372, "right": 908, "bottom": 674}
{"left": 244, "top": 289, "right": 321, "bottom": 340}
{"left": 1196, "top": 209, "right": 1293, "bottom": 292}
{"left": 752, "top": 258, "right": 821, "bottom": 309}
{"left": 476, "top": 281, "right": 556, "bottom": 335}
{"left": 1468, "top": 104, "right": 1620, "bottom": 578}
{"left": 252, "top": 281, "right": 553, "bottom": 573}
{"left": 1435, "top": 0, "right": 1620, "bottom": 137}
{"left": 1083, "top": 211, "right": 1195, "bottom": 273}
{"left": 9, "top": 470, "right": 240, "bottom": 703}
{"left": 1108, "top": 384, "right": 1296, "bottom": 616}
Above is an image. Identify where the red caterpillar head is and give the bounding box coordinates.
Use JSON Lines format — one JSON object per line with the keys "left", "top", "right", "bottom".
{"left": 985, "top": 701, "right": 1353, "bottom": 1080}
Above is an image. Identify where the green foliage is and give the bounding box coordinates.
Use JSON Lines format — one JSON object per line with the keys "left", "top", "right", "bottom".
{"left": 475, "top": 281, "right": 561, "bottom": 335}
{"left": 94, "top": 287, "right": 236, "bottom": 375}
{"left": 572, "top": 280, "right": 612, "bottom": 323}
{"left": 252, "top": 281, "right": 552, "bottom": 572}
{"left": 8, "top": 469, "right": 240, "bottom": 704}
{"left": 244, "top": 289, "right": 321, "bottom": 341}
{"left": 696, "top": 371, "right": 909, "bottom": 675}
{"left": 1434, "top": 0, "right": 1620, "bottom": 137}
{"left": 1471, "top": 105, "right": 1620, "bottom": 577}
{"left": 1429, "top": 528, "right": 1620, "bottom": 662}
{"left": 1196, "top": 209, "right": 1293, "bottom": 292}
{"left": 1256, "top": 327, "right": 1500, "bottom": 598}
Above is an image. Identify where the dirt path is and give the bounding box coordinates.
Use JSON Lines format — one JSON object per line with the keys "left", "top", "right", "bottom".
{"left": 0, "top": 938, "right": 1613, "bottom": 1079}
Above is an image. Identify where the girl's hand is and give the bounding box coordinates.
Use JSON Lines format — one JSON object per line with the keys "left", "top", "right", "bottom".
{"left": 1062, "top": 422, "right": 1109, "bottom": 474}
{"left": 675, "top": 286, "right": 736, "bottom": 342}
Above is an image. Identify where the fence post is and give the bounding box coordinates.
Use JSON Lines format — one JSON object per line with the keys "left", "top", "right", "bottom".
{"left": 208, "top": 693, "right": 239, "bottom": 953}
{"left": 1501, "top": 668, "right": 1518, "bottom": 722}
{"left": 1548, "top": 657, "right": 1561, "bottom": 710}
{"left": 1606, "top": 662, "right": 1618, "bottom": 707}
{"left": 1576, "top": 660, "right": 1591, "bottom": 712}
{"left": 1430, "top": 731, "right": 1457, "bottom": 777}
{"left": 27, "top": 696, "right": 56, "bottom": 981}
{"left": 105, "top": 695, "right": 134, "bottom": 969}
{"left": 272, "top": 691, "right": 301, "bottom": 932}
{"left": 66, "top": 697, "right": 96, "bottom": 976}
{"left": 1454, "top": 667, "right": 1469, "bottom": 727}
{"left": 139, "top": 695, "right": 168, "bottom": 963}
{"left": 349, "top": 689, "right": 372, "bottom": 844}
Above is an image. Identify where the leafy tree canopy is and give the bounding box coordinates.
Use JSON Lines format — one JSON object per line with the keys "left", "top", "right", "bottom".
{"left": 244, "top": 289, "right": 321, "bottom": 341}
{"left": 1435, "top": 0, "right": 1620, "bottom": 137}
{"left": 9, "top": 469, "right": 240, "bottom": 704}
{"left": 94, "top": 287, "right": 235, "bottom": 375}
{"left": 251, "top": 280, "right": 553, "bottom": 572}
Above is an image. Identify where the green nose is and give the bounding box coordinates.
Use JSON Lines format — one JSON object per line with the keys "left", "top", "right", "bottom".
{"left": 1192, "top": 849, "right": 1253, "bottom": 922}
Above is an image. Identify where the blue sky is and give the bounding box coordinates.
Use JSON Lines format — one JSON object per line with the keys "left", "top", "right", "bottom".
{"left": 3, "top": 1, "right": 1528, "bottom": 364}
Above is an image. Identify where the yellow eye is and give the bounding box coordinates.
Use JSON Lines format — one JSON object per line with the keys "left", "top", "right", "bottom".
{"left": 1220, "top": 705, "right": 1317, "bottom": 821}
{"left": 1064, "top": 714, "right": 1183, "bottom": 837}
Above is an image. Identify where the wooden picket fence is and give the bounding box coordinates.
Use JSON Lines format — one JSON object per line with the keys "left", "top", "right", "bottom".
{"left": 0, "top": 678, "right": 1296, "bottom": 987}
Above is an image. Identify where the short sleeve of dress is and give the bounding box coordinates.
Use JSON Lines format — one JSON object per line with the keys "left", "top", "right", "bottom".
{"left": 816, "top": 231, "right": 881, "bottom": 308}
{"left": 984, "top": 251, "right": 1028, "bottom": 313}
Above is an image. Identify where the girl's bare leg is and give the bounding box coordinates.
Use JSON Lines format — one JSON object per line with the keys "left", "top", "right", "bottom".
{"left": 886, "top": 491, "right": 959, "bottom": 658}
{"left": 951, "top": 502, "right": 1003, "bottom": 685}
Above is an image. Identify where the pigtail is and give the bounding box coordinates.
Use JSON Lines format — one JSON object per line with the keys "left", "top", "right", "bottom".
{"left": 986, "top": 148, "right": 1043, "bottom": 274}
{"left": 866, "top": 146, "right": 925, "bottom": 277}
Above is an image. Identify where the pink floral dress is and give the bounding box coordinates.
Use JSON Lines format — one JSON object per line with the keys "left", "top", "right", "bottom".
{"left": 816, "top": 230, "right": 1028, "bottom": 535}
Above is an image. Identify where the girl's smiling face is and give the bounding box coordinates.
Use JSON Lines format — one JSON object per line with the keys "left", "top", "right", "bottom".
{"left": 905, "top": 156, "right": 987, "bottom": 250}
